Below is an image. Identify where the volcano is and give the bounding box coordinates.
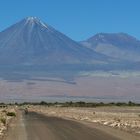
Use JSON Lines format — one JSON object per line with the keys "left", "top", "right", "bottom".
{"left": 0, "top": 17, "right": 109, "bottom": 65}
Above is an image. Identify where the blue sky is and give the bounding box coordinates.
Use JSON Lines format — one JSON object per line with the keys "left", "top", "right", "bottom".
{"left": 0, "top": 0, "right": 140, "bottom": 41}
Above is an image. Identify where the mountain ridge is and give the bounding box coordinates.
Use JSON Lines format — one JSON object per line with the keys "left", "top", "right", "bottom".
{"left": 0, "top": 17, "right": 139, "bottom": 67}
{"left": 81, "top": 33, "right": 140, "bottom": 62}
{"left": 0, "top": 17, "right": 110, "bottom": 65}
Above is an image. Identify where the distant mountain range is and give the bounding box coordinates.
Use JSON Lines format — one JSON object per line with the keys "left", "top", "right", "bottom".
{"left": 81, "top": 33, "right": 140, "bottom": 62}
{"left": 0, "top": 17, "right": 140, "bottom": 71}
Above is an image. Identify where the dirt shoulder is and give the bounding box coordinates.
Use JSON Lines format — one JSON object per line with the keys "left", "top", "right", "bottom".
{"left": 0, "top": 106, "right": 17, "bottom": 139}
{"left": 3, "top": 110, "right": 27, "bottom": 140}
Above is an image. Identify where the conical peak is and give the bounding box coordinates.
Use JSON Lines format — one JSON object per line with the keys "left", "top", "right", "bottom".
{"left": 24, "top": 16, "right": 49, "bottom": 29}
{"left": 25, "top": 17, "right": 39, "bottom": 22}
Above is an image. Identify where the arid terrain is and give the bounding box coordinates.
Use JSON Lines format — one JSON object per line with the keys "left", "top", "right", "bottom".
{"left": 0, "top": 106, "right": 16, "bottom": 139}
{"left": 30, "top": 106, "right": 140, "bottom": 137}
{"left": 0, "top": 105, "right": 140, "bottom": 140}
{"left": 0, "top": 74, "right": 140, "bottom": 102}
{"left": 0, "top": 74, "right": 140, "bottom": 139}
{"left": 0, "top": 1, "right": 140, "bottom": 139}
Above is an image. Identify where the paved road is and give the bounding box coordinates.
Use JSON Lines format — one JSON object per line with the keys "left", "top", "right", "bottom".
{"left": 5, "top": 111, "right": 121, "bottom": 140}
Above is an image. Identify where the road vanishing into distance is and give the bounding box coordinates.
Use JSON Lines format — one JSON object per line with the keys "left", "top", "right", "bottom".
{"left": 4, "top": 111, "right": 121, "bottom": 140}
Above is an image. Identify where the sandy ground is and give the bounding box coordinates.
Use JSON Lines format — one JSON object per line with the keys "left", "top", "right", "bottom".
{"left": 29, "top": 106, "right": 140, "bottom": 139}
{"left": 1, "top": 106, "right": 140, "bottom": 140}
{"left": 0, "top": 76, "right": 140, "bottom": 102}
{"left": 3, "top": 111, "right": 27, "bottom": 140}
{"left": 0, "top": 106, "right": 16, "bottom": 139}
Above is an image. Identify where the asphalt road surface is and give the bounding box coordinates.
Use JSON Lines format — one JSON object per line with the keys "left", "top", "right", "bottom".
{"left": 5, "top": 111, "right": 121, "bottom": 140}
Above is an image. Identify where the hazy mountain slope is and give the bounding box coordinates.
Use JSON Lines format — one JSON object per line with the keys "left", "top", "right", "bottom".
{"left": 81, "top": 33, "right": 140, "bottom": 62}
{"left": 0, "top": 17, "right": 109, "bottom": 65}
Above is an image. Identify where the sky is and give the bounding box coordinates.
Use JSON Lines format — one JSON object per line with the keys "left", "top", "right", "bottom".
{"left": 0, "top": 0, "right": 140, "bottom": 41}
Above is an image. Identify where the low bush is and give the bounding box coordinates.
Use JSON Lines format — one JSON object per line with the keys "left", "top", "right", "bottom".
{"left": 2, "top": 110, "right": 7, "bottom": 113}
{"left": 6, "top": 112, "right": 16, "bottom": 117}
{"left": 0, "top": 117, "right": 6, "bottom": 125}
